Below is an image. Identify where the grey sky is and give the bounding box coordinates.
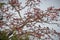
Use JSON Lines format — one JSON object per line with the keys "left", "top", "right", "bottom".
{"left": 40, "top": 0, "right": 60, "bottom": 10}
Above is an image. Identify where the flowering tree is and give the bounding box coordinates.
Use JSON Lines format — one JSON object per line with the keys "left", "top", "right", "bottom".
{"left": 0, "top": 0, "right": 60, "bottom": 40}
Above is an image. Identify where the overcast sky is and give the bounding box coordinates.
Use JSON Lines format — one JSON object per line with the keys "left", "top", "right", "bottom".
{"left": 40, "top": 0, "right": 60, "bottom": 10}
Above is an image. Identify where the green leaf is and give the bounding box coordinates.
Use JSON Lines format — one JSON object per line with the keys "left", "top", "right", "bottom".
{"left": 0, "top": 3, "right": 5, "bottom": 8}
{"left": 11, "top": 33, "right": 18, "bottom": 40}
{"left": 0, "top": 31, "right": 9, "bottom": 40}
{"left": 19, "top": 34, "right": 29, "bottom": 40}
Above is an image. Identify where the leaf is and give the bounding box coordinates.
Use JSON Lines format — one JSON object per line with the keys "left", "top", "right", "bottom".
{"left": 11, "top": 34, "right": 18, "bottom": 40}
{"left": 0, "top": 31, "right": 9, "bottom": 40}
{"left": 0, "top": 3, "right": 5, "bottom": 8}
